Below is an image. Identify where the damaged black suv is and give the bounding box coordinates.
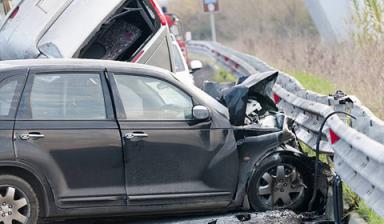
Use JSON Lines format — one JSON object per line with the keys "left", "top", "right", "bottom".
{"left": 0, "top": 59, "right": 325, "bottom": 223}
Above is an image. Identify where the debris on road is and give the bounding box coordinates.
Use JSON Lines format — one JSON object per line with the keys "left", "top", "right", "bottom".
{"left": 55, "top": 210, "right": 301, "bottom": 224}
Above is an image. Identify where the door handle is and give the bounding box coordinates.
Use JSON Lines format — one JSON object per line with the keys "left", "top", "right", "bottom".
{"left": 124, "top": 132, "right": 148, "bottom": 142}
{"left": 20, "top": 133, "right": 45, "bottom": 140}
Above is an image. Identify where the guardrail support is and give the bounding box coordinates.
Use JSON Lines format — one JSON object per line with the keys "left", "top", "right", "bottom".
{"left": 333, "top": 175, "right": 344, "bottom": 224}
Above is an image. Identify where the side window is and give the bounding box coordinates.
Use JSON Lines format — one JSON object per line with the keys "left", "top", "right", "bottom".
{"left": 0, "top": 76, "right": 23, "bottom": 119}
{"left": 114, "top": 74, "right": 193, "bottom": 120}
{"left": 171, "top": 43, "right": 186, "bottom": 73}
{"left": 22, "top": 73, "right": 107, "bottom": 120}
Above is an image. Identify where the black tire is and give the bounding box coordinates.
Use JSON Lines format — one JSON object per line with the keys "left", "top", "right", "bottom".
{"left": 0, "top": 175, "right": 39, "bottom": 224}
{"left": 248, "top": 153, "right": 314, "bottom": 213}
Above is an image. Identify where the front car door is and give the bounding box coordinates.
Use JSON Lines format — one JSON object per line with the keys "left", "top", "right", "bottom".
{"left": 14, "top": 68, "right": 125, "bottom": 208}
{"left": 107, "top": 68, "right": 239, "bottom": 210}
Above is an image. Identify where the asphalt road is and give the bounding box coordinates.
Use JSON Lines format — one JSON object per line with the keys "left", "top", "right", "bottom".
{"left": 192, "top": 64, "right": 216, "bottom": 88}
{"left": 53, "top": 210, "right": 301, "bottom": 224}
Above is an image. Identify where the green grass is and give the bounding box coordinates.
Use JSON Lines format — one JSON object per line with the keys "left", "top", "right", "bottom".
{"left": 290, "top": 71, "right": 337, "bottom": 95}
{"left": 299, "top": 143, "right": 329, "bottom": 163}
{"left": 292, "top": 71, "right": 384, "bottom": 224}
{"left": 357, "top": 201, "right": 384, "bottom": 224}
{"left": 213, "top": 69, "right": 238, "bottom": 83}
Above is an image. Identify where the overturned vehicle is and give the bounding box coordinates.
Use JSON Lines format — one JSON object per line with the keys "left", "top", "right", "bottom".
{"left": 203, "top": 71, "right": 330, "bottom": 213}
{"left": 0, "top": 0, "right": 176, "bottom": 72}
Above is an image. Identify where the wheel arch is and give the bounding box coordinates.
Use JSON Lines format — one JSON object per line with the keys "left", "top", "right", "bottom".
{"left": 254, "top": 145, "right": 311, "bottom": 170}
{"left": 244, "top": 145, "right": 319, "bottom": 211}
{"left": 249, "top": 145, "right": 314, "bottom": 190}
{"left": 232, "top": 143, "right": 314, "bottom": 209}
{"left": 0, "top": 161, "right": 56, "bottom": 217}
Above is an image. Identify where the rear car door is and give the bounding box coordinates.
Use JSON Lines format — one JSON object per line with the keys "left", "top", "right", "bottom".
{"left": 14, "top": 68, "right": 126, "bottom": 208}
{"left": 0, "top": 70, "right": 27, "bottom": 161}
{"left": 108, "top": 70, "right": 239, "bottom": 209}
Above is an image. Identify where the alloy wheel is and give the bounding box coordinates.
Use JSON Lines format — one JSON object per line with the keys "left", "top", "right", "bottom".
{"left": 0, "top": 185, "right": 29, "bottom": 224}
{"left": 256, "top": 164, "right": 305, "bottom": 209}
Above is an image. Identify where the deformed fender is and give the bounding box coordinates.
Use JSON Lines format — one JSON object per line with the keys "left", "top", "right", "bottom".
{"left": 230, "top": 132, "right": 312, "bottom": 208}
{"left": 230, "top": 131, "right": 283, "bottom": 207}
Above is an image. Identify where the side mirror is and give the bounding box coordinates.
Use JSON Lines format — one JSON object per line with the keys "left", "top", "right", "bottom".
{"left": 190, "top": 60, "right": 203, "bottom": 73}
{"left": 193, "top": 105, "right": 210, "bottom": 120}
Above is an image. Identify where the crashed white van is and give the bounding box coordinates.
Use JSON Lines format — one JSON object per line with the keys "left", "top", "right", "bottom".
{"left": 0, "top": 0, "right": 176, "bottom": 72}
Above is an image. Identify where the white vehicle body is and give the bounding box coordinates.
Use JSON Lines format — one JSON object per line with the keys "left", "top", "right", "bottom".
{"left": 170, "top": 34, "right": 195, "bottom": 85}
{"left": 0, "top": 0, "right": 175, "bottom": 72}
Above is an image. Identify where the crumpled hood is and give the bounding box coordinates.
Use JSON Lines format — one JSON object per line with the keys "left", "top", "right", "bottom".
{"left": 221, "top": 71, "right": 279, "bottom": 126}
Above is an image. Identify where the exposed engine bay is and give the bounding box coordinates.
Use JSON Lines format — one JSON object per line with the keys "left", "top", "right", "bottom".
{"left": 203, "top": 71, "right": 294, "bottom": 141}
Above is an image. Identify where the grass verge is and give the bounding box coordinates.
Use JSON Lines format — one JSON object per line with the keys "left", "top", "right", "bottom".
{"left": 213, "top": 69, "right": 237, "bottom": 83}
{"left": 290, "top": 71, "right": 337, "bottom": 95}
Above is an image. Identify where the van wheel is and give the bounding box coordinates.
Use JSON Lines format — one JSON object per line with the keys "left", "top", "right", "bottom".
{"left": 0, "top": 175, "right": 39, "bottom": 224}
{"left": 248, "top": 154, "right": 313, "bottom": 213}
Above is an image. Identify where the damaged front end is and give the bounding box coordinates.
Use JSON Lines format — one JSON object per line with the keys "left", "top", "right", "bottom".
{"left": 203, "top": 72, "right": 330, "bottom": 215}
{"left": 203, "top": 71, "right": 295, "bottom": 144}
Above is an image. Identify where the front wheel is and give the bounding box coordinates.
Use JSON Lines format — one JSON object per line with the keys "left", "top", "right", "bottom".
{"left": 248, "top": 154, "right": 314, "bottom": 213}
{"left": 0, "top": 175, "right": 39, "bottom": 224}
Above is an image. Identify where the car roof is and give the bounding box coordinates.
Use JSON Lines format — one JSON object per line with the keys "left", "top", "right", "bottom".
{"left": 0, "top": 59, "right": 174, "bottom": 79}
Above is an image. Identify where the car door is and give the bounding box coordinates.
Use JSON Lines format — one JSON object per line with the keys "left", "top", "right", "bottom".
{"left": 14, "top": 68, "right": 126, "bottom": 208}
{"left": 0, "top": 70, "right": 27, "bottom": 161}
{"left": 107, "top": 70, "right": 239, "bottom": 208}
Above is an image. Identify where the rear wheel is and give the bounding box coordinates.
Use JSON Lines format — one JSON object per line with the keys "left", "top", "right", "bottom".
{"left": 248, "top": 154, "right": 314, "bottom": 212}
{"left": 0, "top": 175, "right": 39, "bottom": 224}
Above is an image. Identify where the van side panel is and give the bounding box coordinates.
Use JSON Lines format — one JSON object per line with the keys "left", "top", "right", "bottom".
{"left": 138, "top": 27, "right": 174, "bottom": 72}
{"left": 0, "top": 0, "right": 72, "bottom": 60}
{"left": 39, "top": 0, "right": 125, "bottom": 58}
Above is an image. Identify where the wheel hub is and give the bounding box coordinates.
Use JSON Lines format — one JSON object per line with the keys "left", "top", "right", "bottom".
{"left": 257, "top": 164, "right": 305, "bottom": 208}
{"left": 0, "top": 203, "right": 13, "bottom": 215}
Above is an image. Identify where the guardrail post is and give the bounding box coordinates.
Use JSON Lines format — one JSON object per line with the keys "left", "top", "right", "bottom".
{"left": 333, "top": 175, "right": 344, "bottom": 224}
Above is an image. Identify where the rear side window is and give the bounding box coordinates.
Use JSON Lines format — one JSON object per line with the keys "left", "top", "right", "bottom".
{"left": 171, "top": 43, "right": 186, "bottom": 73}
{"left": 0, "top": 76, "right": 24, "bottom": 119}
{"left": 20, "top": 73, "right": 107, "bottom": 120}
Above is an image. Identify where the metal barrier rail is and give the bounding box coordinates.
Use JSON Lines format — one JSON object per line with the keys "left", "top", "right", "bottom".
{"left": 188, "top": 40, "right": 384, "bottom": 217}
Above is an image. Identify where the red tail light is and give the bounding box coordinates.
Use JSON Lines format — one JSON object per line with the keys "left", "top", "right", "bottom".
{"left": 273, "top": 93, "right": 281, "bottom": 104}
{"left": 329, "top": 129, "right": 340, "bottom": 144}
{"left": 9, "top": 6, "right": 19, "bottom": 19}
{"left": 149, "top": 0, "right": 167, "bottom": 26}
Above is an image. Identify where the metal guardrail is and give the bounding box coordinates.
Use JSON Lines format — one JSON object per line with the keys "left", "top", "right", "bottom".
{"left": 188, "top": 40, "right": 384, "bottom": 217}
